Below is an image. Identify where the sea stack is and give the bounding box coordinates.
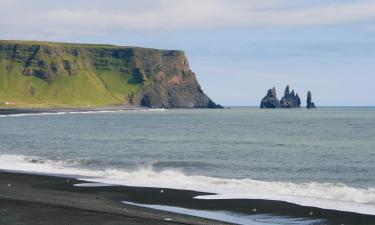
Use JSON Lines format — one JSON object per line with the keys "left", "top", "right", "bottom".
{"left": 280, "top": 85, "right": 301, "bottom": 108}
{"left": 260, "top": 87, "right": 280, "bottom": 108}
{"left": 307, "top": 91, "right": 316, "bottom": 109}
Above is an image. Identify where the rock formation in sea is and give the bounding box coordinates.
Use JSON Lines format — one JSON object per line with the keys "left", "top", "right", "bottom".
{"left": 280, "top": 85, "right": 301, "bottom": 108}
{"left": 307, "top": 91, "right": 316, "bottom": 109}
{"left": 260, "top": 87, "right": 280, "bottom": 108}
{"left": 0, "top": 40, "right": 222, "bottom": 108}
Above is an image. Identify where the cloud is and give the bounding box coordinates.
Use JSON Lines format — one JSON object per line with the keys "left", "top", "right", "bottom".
{"left": 1, "top": 0, "right": 375, "bottom": 37}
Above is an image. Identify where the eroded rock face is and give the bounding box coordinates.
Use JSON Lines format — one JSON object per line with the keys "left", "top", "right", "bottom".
{"left": 260, "top": 87, "right": 280, "bottom": 108}
{"left": 307, "top": 91, "right": 316, "bottom": 109}
{"left": 280, "top": 85, "right": 301, "bottom": 108}
{"left": 260, "top": 85, "right": 315, "bottom": 109}
{"left": 0, "top": 40, "right": 222, "bottom": 108}
{"left": 130, "top": 51, "right": 223, "bottom": 108}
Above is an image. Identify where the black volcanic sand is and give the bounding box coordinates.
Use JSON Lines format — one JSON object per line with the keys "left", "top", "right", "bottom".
{"left": 0, "top": 107, "right": 141, "bottom": 115}
{"left": 0, "top": 171, "right": 374, "bottom": 225}
{"left": 0, "top": 171, "right": 229, "bottom": 225}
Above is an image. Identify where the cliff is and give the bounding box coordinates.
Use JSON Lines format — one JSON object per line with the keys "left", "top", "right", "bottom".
{"left": 0, "top": 40, "right": 221, "bottom": 108}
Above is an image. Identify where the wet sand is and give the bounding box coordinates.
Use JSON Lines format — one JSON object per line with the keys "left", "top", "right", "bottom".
{"left": 0, "top": 171, "right": 229, "bottom": 225}
{"left": 1, "top": 171, "right": 374, "bottom": 225}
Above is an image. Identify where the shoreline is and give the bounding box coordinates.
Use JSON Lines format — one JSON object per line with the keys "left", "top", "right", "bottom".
{"left": 0, "top": 170, "right": 229, "bottom": 225}
{"left": 0, "top": 107, "right": 146, "bottom": 116}
{"left": 1, "top": 170, "right": 374, "bottom": 225}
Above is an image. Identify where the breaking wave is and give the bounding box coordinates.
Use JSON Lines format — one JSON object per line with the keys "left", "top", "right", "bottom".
{"left": 0, "top": 154, "right": 374, "bottom": 215}
{"left": 0, "top": 108, "right": 166, "bottom": 118}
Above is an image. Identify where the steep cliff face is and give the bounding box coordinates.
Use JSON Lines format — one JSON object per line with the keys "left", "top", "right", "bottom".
{"left": 307, "top": 91, "right": 316, "bottom": 109}
{"left": 280, "top": 85, "right": 301, "bottom": 108}
{"left": 260, "top": 87, "right": 280, "bottom": 108}
{"left": 260, "top": 85, "right": 303, "bottom": 109}
{"left": 126, "top": 49, "right": 219, "bottom": 108}
{"left": 0, "top": 40, "right": 221, "bottom": 108}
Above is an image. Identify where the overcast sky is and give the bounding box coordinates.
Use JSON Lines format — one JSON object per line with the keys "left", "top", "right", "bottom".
{"left": 1, "top": 0, "right": 375, "bottom": 106}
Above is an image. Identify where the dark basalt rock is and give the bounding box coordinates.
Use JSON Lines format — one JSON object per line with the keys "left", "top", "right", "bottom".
{"left": 280, "top": 85, "right": 301, "bottom": 108}
{"left": 260, "top": 87, "right": 280, "bottom": 108}
{"left": 307, "top": 91, "right": 316, "bottom": 109}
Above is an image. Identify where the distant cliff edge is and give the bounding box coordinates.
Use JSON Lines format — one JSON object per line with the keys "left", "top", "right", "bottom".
{"left": 0, "top": 40, "right": 222, "bottom": 108}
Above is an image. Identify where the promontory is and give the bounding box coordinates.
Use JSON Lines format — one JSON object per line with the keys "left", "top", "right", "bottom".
{"left": 0, "top": 40, "right": 222, "bottom": 108}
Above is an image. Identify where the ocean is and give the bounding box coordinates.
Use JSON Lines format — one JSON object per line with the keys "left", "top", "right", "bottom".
{"left": 0, "top": 107, "right": 374, "bottom": 224}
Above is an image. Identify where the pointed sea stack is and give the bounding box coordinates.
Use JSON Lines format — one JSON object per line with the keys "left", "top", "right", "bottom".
{"left": 280, "top": 85, "right": 301, "bottom": 108}
{"left": 307, "top": 91, "right": 316, "bottom": 109}
{"left": 260, "top": 87, "right": 280, "bottom": 108}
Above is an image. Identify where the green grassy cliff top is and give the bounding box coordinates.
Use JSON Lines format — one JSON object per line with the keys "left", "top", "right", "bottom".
{"left": 0, "top": 40, "right": 220, "bottom": 109}
{"left": 0, "top": 40, "right": 184, "bottom": 53}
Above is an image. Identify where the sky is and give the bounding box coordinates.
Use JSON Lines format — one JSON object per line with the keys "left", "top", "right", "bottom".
{"left": 1, "top": 0, "right": 375, "bottom": 106}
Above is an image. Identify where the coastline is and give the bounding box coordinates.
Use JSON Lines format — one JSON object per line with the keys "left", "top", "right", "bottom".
{"left": 1, "top": 170, "right": 374, "bottom": 225}
{"left": 0, "top": 107, "right": 149, "bottom": 116}
{"left": 0, "top": 170, "right": 229, "bottom": 225}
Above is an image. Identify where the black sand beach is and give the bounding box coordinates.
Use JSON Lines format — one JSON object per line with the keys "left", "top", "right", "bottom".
{"left": 1, "top": 171, "right": 375, "bottom": 225}
{"left": 0, "top": 107, "right": 142, "bottom": 116}
{"left": 0, "top": 171, "right": 229, "bottom": 225}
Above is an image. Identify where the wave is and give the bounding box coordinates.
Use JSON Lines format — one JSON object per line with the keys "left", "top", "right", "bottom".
{"left": 0, "top": 110, "right": 124, "bottom": 118}
{"left": 151, "top": 160, "right": 216, "bottom": 170}
{"left": 144, "top": 108, "right": 167, "bottom": 111}
{"left": 0, "top": 154, "right": 374, "bottom": 215}
{"left": 0, "top": 108, "right": 167, "bottom": 118}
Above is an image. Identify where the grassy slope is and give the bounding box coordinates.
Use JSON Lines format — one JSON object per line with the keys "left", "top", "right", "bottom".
{"left": 0, "top": 59, "right": 141, "bottom": 108}
{"left": 0, "top": 40, "right": 147, "bottom": 108}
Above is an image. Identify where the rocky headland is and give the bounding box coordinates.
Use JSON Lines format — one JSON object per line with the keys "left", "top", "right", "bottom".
{"left": 0, "top": 40, "right": 222, "bottom": 108}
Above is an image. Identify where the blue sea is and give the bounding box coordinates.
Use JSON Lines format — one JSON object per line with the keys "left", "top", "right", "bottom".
{"left": 0, "top": 107, "right": 374, "bottom": 224}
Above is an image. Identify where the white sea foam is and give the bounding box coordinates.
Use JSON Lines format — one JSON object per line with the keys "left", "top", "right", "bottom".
{"left": 143, "top": 108, "right": 167, "bottom": 111}
{"left": 0, "top": 112, "right": 63, "bottom": 117}
{"left": 0, "top": 110, "right": 121, "bottom": 118}
{"left": 0, "top": 108, "right": 166, "bottom": 118}
{"left": 0, "top": 154, "right": 374, "bottom": 215}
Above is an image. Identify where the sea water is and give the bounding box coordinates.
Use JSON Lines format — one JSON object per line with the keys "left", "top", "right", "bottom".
{"left": 0, "top": 107, "right": 374, "bottom": 218}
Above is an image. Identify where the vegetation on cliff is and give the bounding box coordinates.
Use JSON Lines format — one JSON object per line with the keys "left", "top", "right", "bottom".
{"left": 0, "top": 40, "right": 221, "bottom": 108}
